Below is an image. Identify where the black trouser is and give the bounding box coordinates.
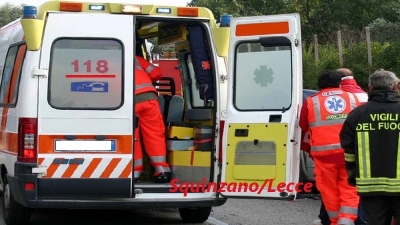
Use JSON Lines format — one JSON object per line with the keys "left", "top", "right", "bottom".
{"left": 319, "top": 199, "right": 367, "bottom": 225}
{"left": 319, "top": 200, "right": 331, "bottom": 225}
{"left": 361, "top": 195, "right": 400, "bottom": 225}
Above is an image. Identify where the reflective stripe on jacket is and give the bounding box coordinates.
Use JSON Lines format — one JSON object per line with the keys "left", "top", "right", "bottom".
{"left": 341, "top": 91, "right": 400, "bottom": 195}
{"left": 307, "top": 88, "right": 360, "bottom": 157}
{"left": 134, "top": 56, "right": 162, "bottom": 95}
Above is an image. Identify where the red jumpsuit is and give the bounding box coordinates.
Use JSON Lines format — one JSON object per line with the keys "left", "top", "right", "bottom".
{"left": 133, "top": 56, "right": 170, "bottom": 179}
{"left": 299, "top": 88, "right": 361, "bottom": 225}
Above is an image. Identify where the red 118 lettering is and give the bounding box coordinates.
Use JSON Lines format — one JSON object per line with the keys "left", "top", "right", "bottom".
{"left": 71, "top": 60, "right": 109, "bottom": 73}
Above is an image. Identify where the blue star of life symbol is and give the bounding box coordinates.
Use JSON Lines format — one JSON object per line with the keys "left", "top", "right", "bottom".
{"left": 328, "top": 98, "right": 343, "bottom": 111}
{"left": 325, "top": 96, "right": 346, "bottom": 114}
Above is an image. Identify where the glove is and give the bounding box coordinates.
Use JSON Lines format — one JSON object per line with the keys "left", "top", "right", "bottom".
{"left": 347, "top": 170, "right": 356, "bottom": 187}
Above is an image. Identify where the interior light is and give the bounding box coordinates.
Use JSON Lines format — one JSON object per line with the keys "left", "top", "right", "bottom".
{"left": 121, "top": 4, "right": 142, "bottom": 13}
{"left": 89, "top": 4, "right": 105, "bottom": 11}
{"left": 156, "top": 8, "right": 171, "bottom": 14}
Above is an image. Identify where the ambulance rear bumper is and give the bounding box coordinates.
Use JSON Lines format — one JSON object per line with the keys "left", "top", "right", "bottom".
{"left": 8, "top": 164, "right": 226, "bottom": 209}
{"left": 22, "top": 199, "right": 226, "bottom": 209}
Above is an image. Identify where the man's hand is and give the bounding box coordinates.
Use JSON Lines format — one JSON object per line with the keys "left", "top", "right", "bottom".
{"left": 347, "top": 170, "right": 356, "bottom": 187}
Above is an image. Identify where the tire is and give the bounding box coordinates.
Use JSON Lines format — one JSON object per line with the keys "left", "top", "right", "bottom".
{"left": 178, "top": 207, "right": 212, "bottom": 223}
{"left": 299, "top": 166, "right": 307, "bottom": 183}
{"left": 299, "top": 151, "right": 309, "bottom": 183}
{"left": 2, "top": 176, "right": 32, "bottom": 225}
{"left": 298, "top": 164, "right": 308, "bottom": 194}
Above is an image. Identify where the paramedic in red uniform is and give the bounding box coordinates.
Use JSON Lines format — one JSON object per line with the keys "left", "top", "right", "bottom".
{"left": 299, "top": 70, "right": 361, "bottom": 225}
{"left": 313, "top": 68, "right": 368, "bottom": 225}
{"left": 337, "top": 68, "right": 368, "bottom": 103}
{"left": 134, "top": 51, "right": 171, "bottom": 183}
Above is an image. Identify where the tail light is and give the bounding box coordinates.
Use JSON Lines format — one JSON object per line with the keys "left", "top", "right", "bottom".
{"left": 18, "top": 118, "right": 38, "bottom": 163}
{"left": 218, "top": 120, "right": 225, "bottom": 163}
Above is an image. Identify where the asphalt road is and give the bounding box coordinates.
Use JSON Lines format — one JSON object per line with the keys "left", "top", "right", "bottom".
{"left": 0, "top": 194, "right": 321, "bottom": 225}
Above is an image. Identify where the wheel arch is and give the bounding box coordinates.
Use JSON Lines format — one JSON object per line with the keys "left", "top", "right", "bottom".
{"left": 1, "top": 164, "right": 7, "bottom": 186}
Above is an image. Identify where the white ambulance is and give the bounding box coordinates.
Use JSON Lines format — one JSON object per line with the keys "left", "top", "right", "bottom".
{"left": 0, "top": 1, "right": 303, "bottom": 224}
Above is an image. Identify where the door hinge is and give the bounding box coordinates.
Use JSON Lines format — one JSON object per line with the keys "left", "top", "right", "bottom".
{"left": 32, "top": 166, "right": 47, "bottom": 178}
{"left": 32, "top": 67, "right": 48, "bottom": 78}
{"left": 295, "top": 39, "right": 299, "bottom": 47}
{"left": 220, "top": 75, "right": 227, "bottom": 83}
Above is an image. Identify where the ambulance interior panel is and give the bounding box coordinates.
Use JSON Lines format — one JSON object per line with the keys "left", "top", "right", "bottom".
{"left": 135, "top": 18, "right": 216, "bottom": 187}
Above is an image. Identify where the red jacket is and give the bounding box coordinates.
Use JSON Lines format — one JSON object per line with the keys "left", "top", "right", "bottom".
{"left": 299, "top": 88, "right": 360, "bottom": 163}
{"left": 300, "top": 78, "right": 367, "bottom": 158}
{"left": 340, "top": 76, "right": 368, "bottom": 103}
{"left": 340, "top": 76, "right": 364, "bottom": 93}
{"left": 135, "top": 56, "right": 162, "bottom": 95}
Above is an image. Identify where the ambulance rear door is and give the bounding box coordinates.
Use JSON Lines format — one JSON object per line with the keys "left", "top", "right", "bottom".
{"left": 36, "top": 13, "right": 136, "bottom": 199}
{"left": 221, "top": 14, "right": 303, "bottom": 198}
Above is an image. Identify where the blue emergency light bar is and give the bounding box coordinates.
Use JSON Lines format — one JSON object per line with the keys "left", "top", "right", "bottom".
{"left": 220, "top": 14, "right": 232, "bottom": 27}
{"left": 22, "top": 6, "right": 37, "bottom": 19}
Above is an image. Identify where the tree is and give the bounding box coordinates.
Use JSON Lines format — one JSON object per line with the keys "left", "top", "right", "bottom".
{"left": 0, "top": 2, "right": 24, "bottom": 28}
{"left": 188, "top": 0, "right": 296, "bottom": 25}
{"left": 293, "top": 0, "right": 400, "bottom": 43}
{"left": 188, "top": 0, "right": 400, "bottom": 43}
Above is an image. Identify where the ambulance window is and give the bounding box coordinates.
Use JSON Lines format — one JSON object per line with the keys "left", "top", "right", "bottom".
{"left": 234, "top": 41, "right": 292, "bottom": 111}
{"left": 0, "top": 43, "right": 26, "bottom": 106}
{"left": 49, "top": 39, "right": 123, "bottom": 110}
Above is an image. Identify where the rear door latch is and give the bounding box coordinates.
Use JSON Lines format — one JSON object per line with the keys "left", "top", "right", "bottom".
{"left": 32, "top": 67, "right": 48, "bottom": 78}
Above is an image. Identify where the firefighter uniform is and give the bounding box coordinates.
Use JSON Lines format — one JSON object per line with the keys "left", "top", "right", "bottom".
{"left": 134, "top": 56, "right": 171, "bottom": 181}
{"left": 340, "top": 90, "right": 400, "bottom": 225}
{"left": 300, "top": 87, "right": 361, "bottom": 225}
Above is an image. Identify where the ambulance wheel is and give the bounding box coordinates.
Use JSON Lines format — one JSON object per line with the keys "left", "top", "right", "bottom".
{"left": 299, "top": 168, "right": 307, "bottom": 183}
{"left": 2, "top": 176, "right": 32, "bottom": 225}
{"left": 178, "top": 207, "right": 212, "bottom": 223}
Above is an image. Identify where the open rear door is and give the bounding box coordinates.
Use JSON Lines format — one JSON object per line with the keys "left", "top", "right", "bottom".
{"left": 36, "top": 13, "right": 135, "bottom": 199}
{"left": 221, "top": 14, "right": 303, "bottom": 198}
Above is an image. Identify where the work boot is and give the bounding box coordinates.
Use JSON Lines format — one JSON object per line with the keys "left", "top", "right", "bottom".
{"left": 155, "top": 172, "right": 170, "bottom": 183}
{"left": 313, "top": 219, "right": 322, "bottom": 225}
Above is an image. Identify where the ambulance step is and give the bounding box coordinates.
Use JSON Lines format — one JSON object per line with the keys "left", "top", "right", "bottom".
{"left": 134, "top": 183, "right": 209, "bottom": 194}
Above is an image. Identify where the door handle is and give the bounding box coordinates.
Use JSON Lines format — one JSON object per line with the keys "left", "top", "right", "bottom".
{"left": 235, "top": 129, "right": 248, "bottom": 137}
{"left": 269, "top": 115, "right": 282, "bottom": 122}
{"left": 94, "top": 135, "right": 106, "bottom": 140}
{"left": 64, "top": 135, "right": 76, "bottom": 140}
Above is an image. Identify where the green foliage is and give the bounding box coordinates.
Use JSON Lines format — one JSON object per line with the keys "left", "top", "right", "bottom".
{"left": 188, "top": 0, "right": 296, "bottom": 25}
{"left": 302, "top": 41, "right": 400, "bottom": 91}
{"left": 189, "top": 0, "right": 400, "bottom": 91}
{"left": 302, "top": 45, "right": 319, "bottom": 89}
{"left": 369, "top": 18, "right": 400, "bottom": 42}
{"left": 302, "top": 44, "right": 340, "bottom": 89}
{"left": 295, "top": 0, "right": 400, "bottom": 42}
{"left": 189, "top": 0, "right": 400, "bottom": 43}
{"left": 0, "top": 2, "right": 24, "bottom": 28}
{"left": 342, "top": 42, "right": 369, "bottom": 88}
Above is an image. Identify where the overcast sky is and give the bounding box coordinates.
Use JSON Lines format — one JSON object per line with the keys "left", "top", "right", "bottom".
{"left": 6, "top": 0, "right": 190, "bottom": 7}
